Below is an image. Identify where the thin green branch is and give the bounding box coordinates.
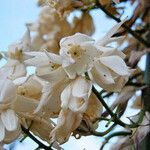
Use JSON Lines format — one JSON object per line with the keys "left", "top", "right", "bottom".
{"left": 91, "top": 123, "right": 116, "bottom": 136}
{"left": 92, "top": 85, "right": 145, "bottom": 128}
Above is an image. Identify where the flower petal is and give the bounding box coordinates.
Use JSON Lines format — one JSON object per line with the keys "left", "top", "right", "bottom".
{"left": 50, "top": 109, "right": 82, "bottom": 144}
{"left": 60, "top": 33, "right": 94, "bottom": 47}
{"left": 0, "top": 119, "right": 5, "bottom": 142}
{"left": 37, "top": 67, "right": 67, "bottom": 85}
{"left": 72, "top": 77, "right": 92, "bottom": 100}
{"left": 0, "top": 79, "right": 16, "bottom": 103}
{"left": 93, "top": 61, "right": 115, "bottom": 84}
{"left": 100, "top": 56, "right": 129, "bottom": 76}
{"left": 97, "top": 19, "right": 126, "bottom": 46}
{"left": 1, "top": 109, "right": 18, "bottom": 131}
{"left": 61, "top": 84, "right": 72, "bottom": 109}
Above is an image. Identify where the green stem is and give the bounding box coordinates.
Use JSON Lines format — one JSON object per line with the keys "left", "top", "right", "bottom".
{"left": 91, "top": 124, "right": 116, "bottom": 136}
{"left": 92, "top": 85, "right": 145, "bottom": 128}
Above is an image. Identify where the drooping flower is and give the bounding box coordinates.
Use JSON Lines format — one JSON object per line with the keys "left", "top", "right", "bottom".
{"left": 50, "top": 76, "right": 92, "bottom": 144}
{"left": 14, "top": 75, "right": 62, "bottom": 118}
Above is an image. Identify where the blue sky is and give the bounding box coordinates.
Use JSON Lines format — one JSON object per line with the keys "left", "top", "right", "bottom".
{"left": 0, "top": 0, "right": 39, "bottom": 51}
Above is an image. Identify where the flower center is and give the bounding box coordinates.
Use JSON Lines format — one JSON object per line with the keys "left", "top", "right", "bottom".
{"left": 9, "top": 48, "right": 23, "bottom": 60}
{"left": 49, "top": 61, "right": 60, "bottom": 70}
{"left": 67, "top": 45, "right": 83, "bottom": 60}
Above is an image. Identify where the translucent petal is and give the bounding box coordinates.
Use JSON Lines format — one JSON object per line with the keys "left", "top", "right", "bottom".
{"left": 100, "top": 56, "right": 129, "bottom": 76}
{"left": 1, "top": 109, "right": 18, "bottom": 131}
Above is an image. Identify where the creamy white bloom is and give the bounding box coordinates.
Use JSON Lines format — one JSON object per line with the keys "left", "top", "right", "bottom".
{"left": 0, "top": 79, "right": 19, "bottom": 142}
{"left": 90, "top": 49, "right": 130, "bottom": 92}
{"left": 14, "top": 75, "right": 65, "bottom": 118}
{"left": 50, "top": 108, "right": 82, "bottom": 144}
{"left": 50, "top": 77, "right": 92, "bottom": 143}
{"left": 24, "top": 51, "right": 66, "bottom": 85}
{"left": 59, "top": 33, "right": 101, "bottom": 79}
{"left": 0, "top": 28, "right": 32, "bottom": 80}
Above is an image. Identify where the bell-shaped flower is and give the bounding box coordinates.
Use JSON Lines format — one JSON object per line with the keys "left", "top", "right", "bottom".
{"left": 15, "top": 75, "right": 64, "bottom": 118}
{"left": 50, "top": 108, "right": 83, "bottom": 144}
{"left": 50, "top": 76, "right": 92, "bottom": 144}
{"left": 73, "top": 93, "right": 103, "bottom": 138}
{"left": 90, "top": 50, "right": 130, "bottom": 92}
{"left": 0, "top": 79, "right": 20, "bottom": 142}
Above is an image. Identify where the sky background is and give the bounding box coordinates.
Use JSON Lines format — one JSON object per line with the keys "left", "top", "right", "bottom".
{"left": 0, "top": 0, "right": 146, "bottom": 150}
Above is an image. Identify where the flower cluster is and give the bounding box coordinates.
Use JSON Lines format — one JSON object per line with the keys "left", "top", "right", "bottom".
{"left": 38, "top": 0, "right": 120, "bottom": 17}
{"left": 27, "top": 5, "right": 94, "bottom": 53}
{"left": 0, "top": 17, "right": 132, "bottom": 148}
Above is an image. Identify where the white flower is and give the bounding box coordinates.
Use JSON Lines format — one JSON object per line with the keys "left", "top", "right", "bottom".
{"left": 89, "top": 19, "right": 130, "bottom": 92}
{"left": 0, "top": 79, "right": 19, "bottom": 142}
{"left": 0, "top": 27, "right": 32, "bottom": 80}
{"left": 90, "top": 50, "right": 130, "bottom": 92}
{"left": 50, "top": 76, "right": 92, "bottom": 143}
{"left": 24, "top": 51, "right": 66, "bottom": 85}
{"left": 14, "top": 75, "right": 64, "bottom": 118}
{"left": 59, "top": 33, "right": 101, "bottom": 79}
{"left": 50, "top": 108, "right": 82, "bottom": 144}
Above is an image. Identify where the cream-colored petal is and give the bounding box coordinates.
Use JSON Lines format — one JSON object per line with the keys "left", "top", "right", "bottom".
{"left": 0, "top": 119, "right": 5, "bottom": 142}
{"left": 95, "top": 45, "right": 115, "bottom": 53}
{"left": 37, "top": 67, "right": 67, "bottom": 85}
{"left": 3, "top": 125, "right": 21, "bottom": 144}
{"left": 80, "top": 42, "right": 101, "bottom": 57}
{"left": 0, "top": 79, "right": 16, "bottom": 103}
{"left": 50, "top": 109, "right": 82, "bottom": 144}
{"left": 13, "top": 95, "right": 38, "bottom": 114}
{"left": 98, "top": 75, "right": 128, "bottom": 92}
{"left": 101, "top": 48, "right": 126, "bottom": 59}
{"left": 24, "top": 53, "right": 49, "bottom": 67}
{"left": 61, "top": 84, "right": 72, "bottom": 109}
{"left": 97, "top": 19, "right": 126, "bottom": 46}
{"left": 72, "top": 77, "right": 92, "bottom": 100}
{"left": 44, "top": 50, "right": 62, "bottom": 64}
{"left": 93, "top": 61, "right": 115, "bottom": 84}
{"left": 1, "top": 109, "right": 18, "bottom": 131}
{"left": 13, "top": 76, "right": 29, "bottom": 86}
{"left": 64, "top": 54, "right": 92, "bottom": 79}
{"left": 34, "top": 85, "right": 51, "bottom": 113}
{"left": 60, "top": 47, "right": 75, "bottom": 67}
{"left": 100, "top": 56, "right": 129, "bottom": 76}
{"left": 60, "top": 33, "right": 94, "bottom": 47}
{"left": 85, "top": 93, "right": 103, "bottom": 122}
{"left": 0, "top": 67, "right": 10, "bottom": 80}
{"left": 8, "top": 63, "right": 26, "bottom": 80}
